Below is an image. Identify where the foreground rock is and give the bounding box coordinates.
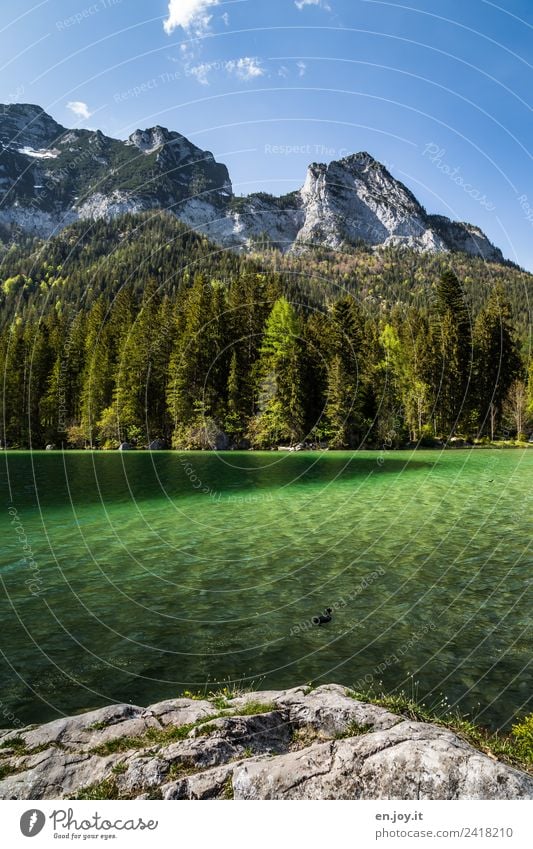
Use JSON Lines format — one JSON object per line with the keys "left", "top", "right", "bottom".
{"left": 0, "top": 685, "right": 531, "bottom": 800}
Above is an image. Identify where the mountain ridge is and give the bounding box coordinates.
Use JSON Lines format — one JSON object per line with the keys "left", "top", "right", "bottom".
{"left": 0, "top": 103, "right": 504, "bottom": 262}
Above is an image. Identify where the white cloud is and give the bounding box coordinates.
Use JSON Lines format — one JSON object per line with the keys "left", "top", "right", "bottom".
{"left": 187, "top": 62, "right": 213, "bottom": 85}
{"left": 226, "top": 57, "right": 265, "bottom": 81}
{"left": 295, "top": 0, "right": 331, "bottom": 10}
{"left": 186, "top": 56, "right": 265, "bottom": 85}
{"left": 164, "top": 0, "right": 219, "bottom": 36}
{"left": 66, "top": 101, "right": 92, "bottom": 120}
{"left": 297, "top": 60, "right": 307, "bottom": 77}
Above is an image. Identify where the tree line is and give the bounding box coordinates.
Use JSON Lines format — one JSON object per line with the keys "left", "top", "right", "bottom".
{"left": 1, "top": 265, "right": 531, "bottom": 450}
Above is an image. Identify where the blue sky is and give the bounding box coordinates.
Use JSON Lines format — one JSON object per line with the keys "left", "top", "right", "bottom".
{"left": 1, "top": 0, "right": 533, "bottom": 269}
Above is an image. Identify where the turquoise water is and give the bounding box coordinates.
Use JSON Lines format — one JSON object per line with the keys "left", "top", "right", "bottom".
{"left": 0, "top": 449, "right": 531, "bottom": 730}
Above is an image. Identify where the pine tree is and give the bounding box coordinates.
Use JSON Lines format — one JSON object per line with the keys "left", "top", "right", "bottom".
{"left": 80, "top": 298, "right": 114, "bottom": 448}
{"left": 114, "top": 280, "right": 170, "bottom": 445}
{"left": 473, "top": 287, "right": 522, "bottom": 439}
{"left": 249, "top": 297, "right": 305, "bottom": 447}
{"left": 431, "top": 269, "right": 473, "bottom": 437}
{"left": 167, "top": 275, "right": 228, "bottom": 447}
{"left": 0, "top": 319, "right": 27, "bottom": 447}
{"left": 322, "top": 295, "right": 368, "bottom": 447}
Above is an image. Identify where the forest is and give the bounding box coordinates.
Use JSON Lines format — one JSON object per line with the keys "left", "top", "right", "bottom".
{"left": 0, "top": 212, "right": 531, "bottom": 450}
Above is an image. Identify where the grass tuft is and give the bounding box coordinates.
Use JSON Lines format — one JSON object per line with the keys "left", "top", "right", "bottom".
{"left": 0, "top": 737, "right": 26, "bottom": 752}
{"left": 221, "top": 775, "right": 234, "bottom": 800}
{"left": 111, "top": 761, "right": 128, "bottom": 775}
{"left": 90, "top": 713, "right": 227, "bottom": 757}
{"left": 90, "top": 722, "right": 198, "bottom": 756}
{"left": 348, "top": 686, "right": 533, "bottom": 775}
{"left": 0, "top": 762, "right": 16, "bottom": 780}
{"left": 334, "top": 721, "right": 372, "bottom": 739}
{"left": 75, "top": 778, "right": 123, "bottom": 800}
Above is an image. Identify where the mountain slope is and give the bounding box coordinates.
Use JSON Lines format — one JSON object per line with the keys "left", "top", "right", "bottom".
{"left": 0, "top": 212, "right": 528, "bottom": 337}
{"left": 0, "top": 103, "right": 503, "bottom": 262}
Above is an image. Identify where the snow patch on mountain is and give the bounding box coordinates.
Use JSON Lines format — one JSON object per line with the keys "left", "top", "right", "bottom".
{"left": 0, "top": 103, "right": 506, "bottom": 264}
{"left": 18, "top": 146, "right": 60, "bottom": 159}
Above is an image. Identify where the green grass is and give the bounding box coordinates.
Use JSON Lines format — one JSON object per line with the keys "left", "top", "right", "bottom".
{"left": 89, "top": 721, "right": 110, "bottom": 731}
{"left": 182, "top": 691, "right": 208, "bottom": 702}
{"left": 0, "top": 762, "right": 17, "bottom": 780}
{"left": 90, "top": 721, "right": 199, "bottom": 756}
{"left": 89, "top": 699, "right": 279, "bottom": 761}
{"left": 348, "top": 686, "right": 533, "bottom": 775}
{"left": 75, "top": 778, "right": 123, "bottom": 800}
{"left": 146, "top": 788, "right": 163, "bottom": 800}
{"left": 196, "top": 722, "right": 218, "bottom": 737}
{"left": 166, "top": 760, "right": 198, "bottom": 780}
{"left": 196, "top": 701, "right": 277, "bottom": 736}
{"left": 511, "top": 714, "right": 533, "bottom": 767}
{"left": 0, "top": 737, "right": 26, "bottom": 752}
{"left": 111, "top": 761, "right": 128, "bottom": 775}
{"left": 183, "top": 680, "right": 268, "bottom": 710}
{"left": 89, "top": 713, "right": 228, "bottom": 757}
{"left": 221, "top": 775, "right": 234, "bottom": 800}
{"left": 334, "top": 721, "right": 373, "bottom": 739}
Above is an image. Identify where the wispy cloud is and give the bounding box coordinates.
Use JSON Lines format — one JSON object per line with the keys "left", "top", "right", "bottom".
{"left": 186, "top": 56, "right": 265, "bottom": 85}
{"left": 66, "top": 101, "right": 92, "bottom": 120}
{"left": 186, "top": 62, "right": 213, "bottom": 85}
{"left": 163, "top": 0, "right": 220, "bottom": 36}
{"left": 226, "top": 57, "right": 265, "bottom": 80}
{"left": 297, "top": 60, "right": 307, "bottom": 77}
{"left": 295, "top": 0, "right": 331, "bottom": 10}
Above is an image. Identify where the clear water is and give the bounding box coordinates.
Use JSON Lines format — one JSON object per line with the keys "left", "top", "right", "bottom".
{"left": 0, "top": 449, "right": 531, "bottom": 730}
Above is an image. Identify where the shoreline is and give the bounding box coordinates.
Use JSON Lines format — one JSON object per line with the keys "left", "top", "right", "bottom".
{"left": 2, "top": 443, "right": 532, "bottom": 453}
{"left": 1, "top": 684, "right": 532, "bottom": 800}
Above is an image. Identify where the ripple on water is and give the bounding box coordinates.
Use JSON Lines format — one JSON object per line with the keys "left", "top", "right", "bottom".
{"left": 0, "top": 449, "right": 531, "bottom": 728}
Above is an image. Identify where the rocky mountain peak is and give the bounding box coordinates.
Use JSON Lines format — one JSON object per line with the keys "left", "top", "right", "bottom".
{"left": 0, "top": 103, "right": 66, "bottom": 150}
{"left": 338, "top": 151, "right": 378, "bottom": 169}
{"left": 0, "top": 104, "right": 505, "bottom": 264}
{"left": 127, "top": 126, "right": 175, "bottom": 154}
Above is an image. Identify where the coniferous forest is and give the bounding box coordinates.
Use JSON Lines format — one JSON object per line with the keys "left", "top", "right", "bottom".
{"left": 0, "top": 211, "right": 531, "bottom": 450}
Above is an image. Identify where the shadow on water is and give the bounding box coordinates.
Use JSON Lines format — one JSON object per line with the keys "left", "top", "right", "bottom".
{"left": 3, "top": 448, "right": 529, "bottom": 732}
{"left": 1, "top": 450, "right": 435, "bottom": 510}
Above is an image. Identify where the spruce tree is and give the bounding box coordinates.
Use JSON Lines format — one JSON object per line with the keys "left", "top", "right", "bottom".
{"left": 473, "top": 287, "right": 522, "bottom": 439}
{"left": 249, "top": 297, "right": 305, "bottom": 447}
{"left": 431, "top": 269, "right": 473, "bottom": 436}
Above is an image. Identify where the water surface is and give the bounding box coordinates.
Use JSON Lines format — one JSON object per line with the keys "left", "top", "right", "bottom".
{"left": 0, "top": 449, "right": 531, "bottom": 730}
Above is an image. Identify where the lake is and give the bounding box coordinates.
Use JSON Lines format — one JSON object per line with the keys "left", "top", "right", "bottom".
{"left": 0, "top": 449, "right": 531, "bottom": 731}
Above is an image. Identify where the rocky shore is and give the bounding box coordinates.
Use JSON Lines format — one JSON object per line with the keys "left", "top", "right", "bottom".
{"left": 1, "top": 685, "right": 532, "bottom": 801}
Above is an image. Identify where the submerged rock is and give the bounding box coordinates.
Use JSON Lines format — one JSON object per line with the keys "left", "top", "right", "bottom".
{"left": 0, "top": 684, "right": 531, "bottom": 800}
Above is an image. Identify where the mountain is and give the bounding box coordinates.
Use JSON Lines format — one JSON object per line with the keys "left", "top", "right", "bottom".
{"left": 0, "top": 103, "right": 504, "bottom": 262}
